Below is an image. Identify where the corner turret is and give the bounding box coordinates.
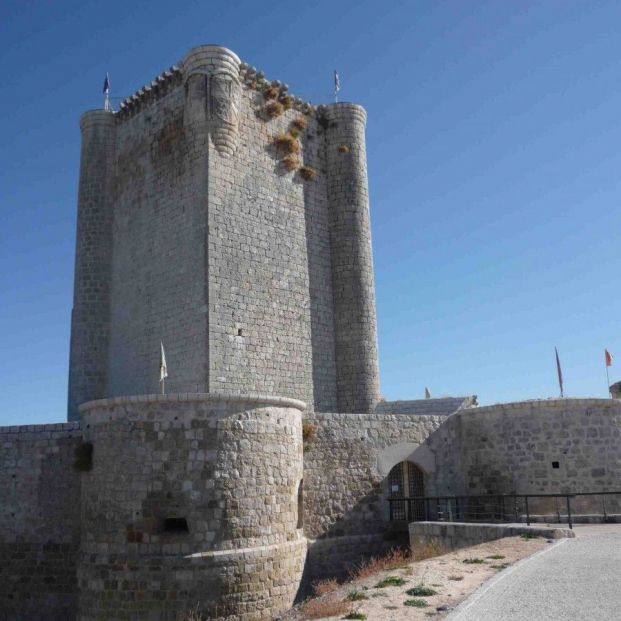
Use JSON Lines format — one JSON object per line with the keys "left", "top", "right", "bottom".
{"left": 322, "top": 103, "right": 381, "bottom": 412}
{"left": 67, "top": 110, "right": 115, "bottom": 420}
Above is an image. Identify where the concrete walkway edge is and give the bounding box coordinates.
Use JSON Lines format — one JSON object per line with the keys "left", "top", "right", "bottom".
{"left": 446, "top": 538, "right": 569, "bottom": 620}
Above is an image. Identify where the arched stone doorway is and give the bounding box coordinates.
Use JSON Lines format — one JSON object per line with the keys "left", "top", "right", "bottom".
{"left": 388, "top": 461, "right": 426, "bottom": 521}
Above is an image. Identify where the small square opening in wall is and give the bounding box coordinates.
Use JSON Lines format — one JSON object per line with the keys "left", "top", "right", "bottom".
{"left": 237, "top": 328, "right": 243, "bottom": 336}
{"left": 162, "top": 517, "right": 189, "bottom": 533}
{"left": 552, "top": 461, "right": 560, "bottom": 469}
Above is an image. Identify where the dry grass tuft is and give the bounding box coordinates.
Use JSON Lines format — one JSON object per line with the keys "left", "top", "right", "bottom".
{"left": 264, "top": 101, "right": 285, "bottom": 119}
{"left": 281, "top": 154, "right": 300, "bottom": 172}
{"left": 264, "top": 86, "right": 280, "bottom": 100}
{"left": 300, "top": 597, "right": 351, "bottom": 619}
{"left": 292, "top": 116, "right": 308, "bottom": 131}
{"left": 312, "top": 578, "right": 339, "bottom": 596}
{"left": 302, "top": 422, "right": 317, "bottom": 443}
{"left": 338, "top": 144, "right": 350, "bottom": 154}
{"left": 350, "top": 548, "right": 412, "bottom": 580}
{"left": 299, "top": 165, "right": 317, "bottom": 181}
{"left": 280, "top": 95, "right": 294, "bottom": 110}
{"left": 273, "top": 133, "right": 301, "bottom": 155}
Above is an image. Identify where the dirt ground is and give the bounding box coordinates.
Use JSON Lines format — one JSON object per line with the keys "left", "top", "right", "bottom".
{"left": 289, "top": 536, "right": 550, "bottom": 620}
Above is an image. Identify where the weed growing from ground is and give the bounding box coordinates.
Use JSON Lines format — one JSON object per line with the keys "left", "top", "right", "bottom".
{"left": 350, "top": 548, "right": 411, "bottom": 580}
{"left": 486, "top": 554, "right": 505, "bottom": 560}
{"left": 463, "top": 558, "right": 485, "bottom": 564}
{"left": 344, "top": 613, "right": 367, "bottom": 620}
{"left": 375, "top": 576, "right": 407, "bottom": 588}
{"left": 299, "top": 597, "right": 350, "bottom": 619}
{"left": 311, "top": 578, "right": 338, "bottom": 596}
{"left": 404, "top": 599, "right": 429, "bottom": 608}
{"left": 346, "top": 590, "right": 368, "bottom": 601}
{"left": 406, "top": 586, "right": 438, "bottom": 597}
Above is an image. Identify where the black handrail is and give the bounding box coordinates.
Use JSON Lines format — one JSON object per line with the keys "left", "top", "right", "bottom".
{"left": 387, "top": 491, "right": 621, "bottom": 530}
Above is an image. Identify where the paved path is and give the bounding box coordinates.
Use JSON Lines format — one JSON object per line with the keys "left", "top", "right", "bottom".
{"left": 448, "top": 527, "right": 621, "bottom": 621}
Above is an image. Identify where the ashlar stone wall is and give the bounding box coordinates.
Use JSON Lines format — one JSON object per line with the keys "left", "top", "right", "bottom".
{"left": 302, "top": 411, "right": 444, "bottom": 580}
{"left": 69, "top": 45, "right": 381, "bottom": 418}
{"left": 78, "top": 393, "right": 306, "bottom": 621}
{"left": 425, "top": 398, "right": 621, "bottom": 497}
{"left": 0, "top": 422, "right": 82, "bottom": 621}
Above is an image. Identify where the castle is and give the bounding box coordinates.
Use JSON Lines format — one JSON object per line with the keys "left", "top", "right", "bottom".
{"left": 2, "top": 45, "right": 621, "bottom": 621}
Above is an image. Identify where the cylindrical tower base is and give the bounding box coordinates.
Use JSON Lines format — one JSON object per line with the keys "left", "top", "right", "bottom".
{"left": 77, "top": 393, "right": 306, "bottom": 620}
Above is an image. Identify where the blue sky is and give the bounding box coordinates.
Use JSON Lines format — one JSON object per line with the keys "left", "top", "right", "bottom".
{"left": 1, "top": 0, "right": 621, "bottom": 425}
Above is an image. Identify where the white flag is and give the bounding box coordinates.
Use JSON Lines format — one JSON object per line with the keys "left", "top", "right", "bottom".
{"left": 159, "top": 342, "right": 168, "bottom": 382}
{"left": 425, "top": 387, "right": 432, "bottom": 399}
{"left": 334, "top": 70, "right": 340, "bottom": 93}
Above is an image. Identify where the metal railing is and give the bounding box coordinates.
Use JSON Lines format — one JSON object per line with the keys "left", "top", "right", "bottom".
{"left": 388, "top": 491, "right": 621, "bottom": 530}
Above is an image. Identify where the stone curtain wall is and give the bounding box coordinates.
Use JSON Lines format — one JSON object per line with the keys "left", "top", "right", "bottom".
{"left": 77, "top": 394, "right": 306, "bottom": 620}
{"left": 376, "top": 396, "right": 477, "bottom": 416}
{"left": 302, "top": 412, "right": 443, "bottom": 579}
{"left": 426, "top": 399, "right": 621, "bottom": 497}
{"left": 0, "top": 423, "right": 81, "bottom": 620}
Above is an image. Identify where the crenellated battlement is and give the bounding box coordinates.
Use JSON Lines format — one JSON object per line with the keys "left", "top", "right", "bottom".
{"left": 114, "top": 45, "right": 316, "bottom": 122}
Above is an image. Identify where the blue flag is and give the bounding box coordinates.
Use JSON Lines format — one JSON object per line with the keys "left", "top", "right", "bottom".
{"left": 103, "top": 73, "right": 110, "bottom": 95}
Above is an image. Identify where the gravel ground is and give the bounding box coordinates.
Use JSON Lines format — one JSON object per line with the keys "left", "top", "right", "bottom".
{"left": 449, "top": 532, "right": 621, "bottom": 621}
{"left": 286, "top": 536, "right": 549, "bottom": 620}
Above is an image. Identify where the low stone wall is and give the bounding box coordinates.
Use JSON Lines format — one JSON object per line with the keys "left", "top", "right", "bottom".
{"left": 0, "top": 422, "right": 82, "bottom": 621}
{"left": 409, "top": 521, "right": 574, "bottom": 552}
{"left": 78, "top": 393, "right": 306, "bottom": 620}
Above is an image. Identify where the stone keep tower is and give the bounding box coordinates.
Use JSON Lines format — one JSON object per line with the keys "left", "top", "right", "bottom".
{"left": 68, "top": 45, "right": 380, "bottom": 420}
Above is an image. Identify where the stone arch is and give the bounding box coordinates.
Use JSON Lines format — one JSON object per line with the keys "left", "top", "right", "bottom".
{"left": 377, "top": 443, "right": 435, "bottom": 523}
{"left": 376, "top": 442, "right": 435, "bottom": 478}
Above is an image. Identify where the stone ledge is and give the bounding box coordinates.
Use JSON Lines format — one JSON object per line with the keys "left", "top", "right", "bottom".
{"left": 78, "top": 391, "right": 307, "bottom": 413}
{"left": 0, "top": 421, "right": 81, "bottom": 434}
{"left": 410, "top": 521, "right": 575, "bottom": 552}
{"left": 457, "top": 397, "right": 621, "bottom": 416}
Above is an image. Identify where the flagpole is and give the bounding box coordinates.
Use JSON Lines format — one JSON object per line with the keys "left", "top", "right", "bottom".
{"left": 555, "top": 347, "right": 564, "bottom": 398}
{"left": 606, "top": 364, "right": 610, "bottom": 397}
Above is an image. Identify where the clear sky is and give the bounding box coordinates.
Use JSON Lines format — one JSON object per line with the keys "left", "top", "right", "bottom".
{"left": 2, "top": 0, "right": 621, "bottom": 426}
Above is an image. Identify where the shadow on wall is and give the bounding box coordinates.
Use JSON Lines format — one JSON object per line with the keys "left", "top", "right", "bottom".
{"left": 298, "top": 431, "right": 442, "bottom": 596}
{"left": 302, "top": 120, "right": 338, "bottom": 413}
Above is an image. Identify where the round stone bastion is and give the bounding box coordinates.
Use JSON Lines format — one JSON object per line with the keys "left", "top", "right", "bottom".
{"left": 77, "top": 393, "right": 307, "bottom": 621}
{"left": 443, "top": 398, "right": 621, "bottom": 496}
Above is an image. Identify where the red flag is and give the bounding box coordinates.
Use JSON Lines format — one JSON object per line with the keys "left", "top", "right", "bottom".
{"left": 605, "top": 349, "right": 614, "bottom": 367}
